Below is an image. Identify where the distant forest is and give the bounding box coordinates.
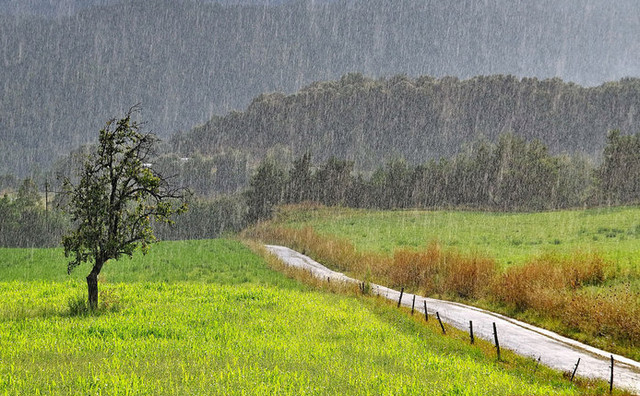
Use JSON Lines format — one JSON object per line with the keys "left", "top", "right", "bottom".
{"left": 174, "top": 73, "right": 640, "bottom": 174}
{"left": 2, "top": 0, "right": 639, "bottom": 176}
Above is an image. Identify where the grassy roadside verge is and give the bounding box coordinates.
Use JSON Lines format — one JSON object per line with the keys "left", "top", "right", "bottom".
{"left": 245, "top": 205, "right": 640, "bottom": 362}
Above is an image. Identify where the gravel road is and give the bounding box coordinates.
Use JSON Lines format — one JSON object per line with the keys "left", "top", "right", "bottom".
{"left": 266, "top": 245, "right": 640, "bottom": 394}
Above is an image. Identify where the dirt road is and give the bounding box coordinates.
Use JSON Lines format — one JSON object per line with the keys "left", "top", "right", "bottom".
{"left": 266, "top": 245, "right": 640, "bottom": 394}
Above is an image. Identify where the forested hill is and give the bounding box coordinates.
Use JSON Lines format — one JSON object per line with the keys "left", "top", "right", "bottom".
{"left": 172, "top": 74, "right": 640, "bottom": 169}
{"left": 2, "top": 0, "right": 640, "bottom": 176}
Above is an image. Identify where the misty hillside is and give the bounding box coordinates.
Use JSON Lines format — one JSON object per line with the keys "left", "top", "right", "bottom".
{"left": 173, "top": 74, "right": 640, "bottom": 170}
{"left": 2, "top": 0, "right": 639, "bottom": 175}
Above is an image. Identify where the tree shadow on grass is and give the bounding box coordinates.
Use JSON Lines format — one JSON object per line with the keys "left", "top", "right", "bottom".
{"left": 1, "top": 292, "right": 122, "bottom": 321}
{"left": 63, "top": 292, "right": 122, "bottom": 318}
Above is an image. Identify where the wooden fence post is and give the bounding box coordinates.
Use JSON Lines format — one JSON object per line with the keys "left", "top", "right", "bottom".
{"left": 411, "top": 295, "right": 416, "bottom": 315}
{"left": 423, "top": 300, "right": 428, "bottom": 322}
{"left": 436, "top": 312, "right": 446, "bottom": 334}
{"left": 397, "top": 287, "right": 404, "bottom": 308}
{"left": 493, "top": 322, "right": 501, "bottom": 360}
{"left": 610, "top": 355, "right": 614, "bottom": 394}
{"left": 469, "top": 320, "right": 474, "bottom": 344}
{"left": 570, "top": 358, "right": 580, "bottom": 382}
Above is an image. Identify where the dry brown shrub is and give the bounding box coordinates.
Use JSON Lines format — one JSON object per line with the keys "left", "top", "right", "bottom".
{"left": 492, "top": 252, "right": 609, "bottom": 315}
{"left": 389, "top": 249, "right": 424, "bottom": 290}
{"left": 418, "top": 241, "right": 444, "bottom": 276}
{"left": 560, "top": 253, "right": 606, "bottom": 288}
{"left": 492, "top": 266, "right": 528, "bottom": 311}
{"left": 565, "top": 287, "right": 640, "bottom": 345}
{"left": 311, "top": 235, "right": 358, "bottom": 272}
{"left": 353, "top": 251, "right": 388, "bottom": 280}
{"left": 413, "top": 242, "right": 444, "bottom": 294}
{"left": 443, "top": 252, "right": 497, "bottom": 299}
{"left": 385, "top": 242, "right": 443, "bottom": 293}
{"left": 492, "top": 258, "right": 565, "bottom": 312}
{"left": 386, "top": 242, "right": 496, "bottom": 298}
{"left": 528, "top": 288, "right": 567, "bottom": 314}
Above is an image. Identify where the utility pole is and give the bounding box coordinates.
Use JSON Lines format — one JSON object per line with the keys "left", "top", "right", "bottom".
{"left": 45, "top": 179, "right": 49, "bottom": 232}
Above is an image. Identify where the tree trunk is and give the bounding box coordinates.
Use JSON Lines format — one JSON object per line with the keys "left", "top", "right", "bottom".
{"left": 87, "top": 272, "right": 98, "bottom": 310}
{"left": 87, "top": 258, "right": 104, "bottom": 310}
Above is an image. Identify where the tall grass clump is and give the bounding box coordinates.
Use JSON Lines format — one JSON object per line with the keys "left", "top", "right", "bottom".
{"left": 66, "top": 294, "right": 90, "bottom": 316}
{"left": 565, "top": 286, "right": 640, "bottom": 346}
{"left": 65, "top": 282, "right": 121, "bottom": 316}
{"left": 492, "top": 253, "right": 607, "bottom": 314}
{"left": 389, "top": 244, "right": 496, "bottom": 299}
{"left": 442, "top": 251, "right": 497, "bottom": 299}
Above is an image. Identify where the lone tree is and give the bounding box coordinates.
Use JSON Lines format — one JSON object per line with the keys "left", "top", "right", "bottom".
{"left": 62, "top": 107, "right": 187, "bottom": 309}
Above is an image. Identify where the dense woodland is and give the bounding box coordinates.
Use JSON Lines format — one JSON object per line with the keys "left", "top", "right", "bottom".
{"left": 174, "top": 74, "right": 640, "bottom": 172}
{"left": 2, "top": 0, "right": 639, "bottom": 176}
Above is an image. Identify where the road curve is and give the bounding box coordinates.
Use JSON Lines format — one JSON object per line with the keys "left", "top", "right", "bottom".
{"left": 265, "top": 245, "right": 640, "bottom": 394}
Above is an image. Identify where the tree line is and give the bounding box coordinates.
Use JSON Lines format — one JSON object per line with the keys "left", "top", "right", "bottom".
{"left": 3, "top": 129, "right": 639, "bottom": 248}
{"left": 0, "top": 178, "right": 67, "bottom": 247}
{"left": 245, "top": 131, "right": 640, "bottom": 221}
{"left": 0, "top": 176, "right": 246, "bottom": 247}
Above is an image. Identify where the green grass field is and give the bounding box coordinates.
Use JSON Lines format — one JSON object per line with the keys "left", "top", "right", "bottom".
{"left": 275, "top": 206, "right": 640, "bottom": 269}
{"left": 0, "top": 239, "right": 603, "bottom": 395}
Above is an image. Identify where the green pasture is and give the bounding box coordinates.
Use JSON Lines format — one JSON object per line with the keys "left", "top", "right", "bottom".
{"left": 0, "top": 240, "right": 596, "bottom": 395}
{"left": 0, "top": 239, "right": 299, "bottom": 287}
{"left": 276, "top": 206, "right": 640, "bottom": 268}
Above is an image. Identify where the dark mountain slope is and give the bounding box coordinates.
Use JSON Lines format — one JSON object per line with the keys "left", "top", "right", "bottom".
{"left": 173, "top": 74, "right": 640, "bottom": 170}
{"left": 2, "top": 0, "right": 639, "bottom": 175}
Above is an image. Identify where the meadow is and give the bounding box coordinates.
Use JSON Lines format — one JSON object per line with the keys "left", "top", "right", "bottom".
{"left": 249, "top": 205, "right": 640, "bottom": 361}
{"left": 0, "top": 239, "right": 610, "bottom": 395}
{"left": 272, "top": 205, "right": 640, "bottom": 269}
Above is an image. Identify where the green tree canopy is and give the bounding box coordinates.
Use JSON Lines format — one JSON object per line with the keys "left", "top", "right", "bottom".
{"left": 62, "top": 107, "right": 187, "bottom": 309}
